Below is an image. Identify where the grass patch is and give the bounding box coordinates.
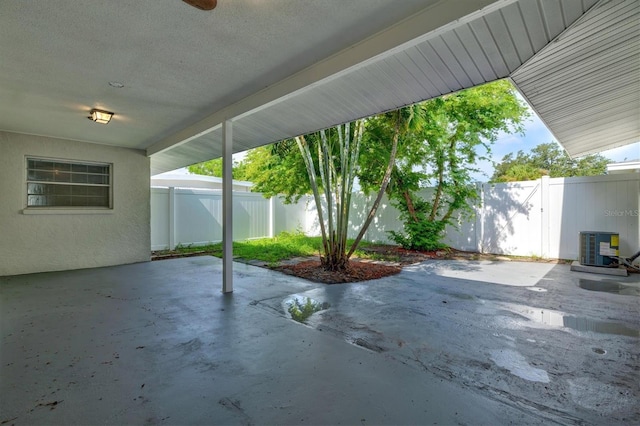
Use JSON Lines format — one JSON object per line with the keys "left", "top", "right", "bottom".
{"left": 154, "top": 231, "right": 387, "bottom": 265}
{"left": 230, "top": 232, "right": 323, "bottom": 263}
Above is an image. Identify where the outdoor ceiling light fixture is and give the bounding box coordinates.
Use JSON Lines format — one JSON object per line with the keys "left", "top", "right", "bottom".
{"left": 88, "top": 109, "right": 113, "bottom": 124}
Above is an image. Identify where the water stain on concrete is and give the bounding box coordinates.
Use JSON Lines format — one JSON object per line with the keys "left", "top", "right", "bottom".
{"left": 489, "top": 349, "right": 549, "bottom": 383}
{"left": 497, "top": 303, "right": 640, "bottom": 338}
{"left": 578, "top": 279, "right": 640, "bottom": 296}
{"left": 561, "top": 316, "right": 639, "bottom": 337}
{"left": 568, "top": 377, "right": 636, "bottom": 414}
{"left": 438, "top": 290, "right": 475, "bottom": 300}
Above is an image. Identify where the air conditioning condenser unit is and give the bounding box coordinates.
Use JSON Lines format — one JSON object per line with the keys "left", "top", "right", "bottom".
{"left": 579, "top": 231, "right": 619, "bottom": 267}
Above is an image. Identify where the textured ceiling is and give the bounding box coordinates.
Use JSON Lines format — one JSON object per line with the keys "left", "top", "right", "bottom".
{"left": 0, "top": 0, "right": 431, "bottom": 148}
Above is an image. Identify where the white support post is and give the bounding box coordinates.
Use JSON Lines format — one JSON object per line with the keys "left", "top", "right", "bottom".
{"left": 476, "top": 182, "right": 485, "bottom": 253}
{"left": 168, "top": 187, "right": 176, "bottom": 250}
{"left": 222, "top": 120, "right": 233, "bottom": 293}
{"left": 540, "top": 176, "right": 550, "bottom": 259}
{"left": 269, "top": 196, "right": 275, "bottom": 238}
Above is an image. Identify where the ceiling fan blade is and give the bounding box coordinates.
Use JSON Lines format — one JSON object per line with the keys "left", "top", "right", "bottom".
{"left": 182, "top": 0, "right": 217, "bottom": 11}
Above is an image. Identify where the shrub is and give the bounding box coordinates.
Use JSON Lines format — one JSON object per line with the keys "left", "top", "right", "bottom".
{"left": 388, "top": 219, "right": 447, "bottom": 251}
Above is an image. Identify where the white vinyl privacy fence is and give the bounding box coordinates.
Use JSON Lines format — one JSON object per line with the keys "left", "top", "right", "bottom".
{"left": 151, "top": 173, "right": 639, "bottom": 260}
{"left": 151, "top": 188, "right": 305, "bottom": 251}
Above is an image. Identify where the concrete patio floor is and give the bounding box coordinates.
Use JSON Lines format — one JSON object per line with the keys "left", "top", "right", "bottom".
{"left": 1, "top": 257, "right": 638, "bottom": 425}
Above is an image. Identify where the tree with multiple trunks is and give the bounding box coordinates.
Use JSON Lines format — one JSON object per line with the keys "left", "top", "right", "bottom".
{"left": 246, "top": 111, "right": 417, "bottom": 271}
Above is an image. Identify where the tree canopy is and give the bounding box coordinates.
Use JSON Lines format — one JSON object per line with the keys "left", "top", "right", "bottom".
{"left": 187, "top": 156, "right": 250, "bottom": 181}
{"left": 359, "top": 80, "right": 529, "bottom": 250}
{"left": 491, "top": 142, "right": 611, "bottom": 182}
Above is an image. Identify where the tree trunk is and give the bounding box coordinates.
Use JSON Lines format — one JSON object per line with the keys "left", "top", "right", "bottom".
{"left": 347, "top": 111, "right": 402, "bottom": 259}
{"left": 429, "top": 135, "right": 457, "bottom": 221}
{"left": 299, "top": 122, "right": 364, "bottom": 272}
{"left": 295, "top": 136, "right": 329, "bottom": 259}
{"left": 393, "top": 171, "right": 419, "bottom": 223}
{"left": 403, "top": 190, "right": 419, "bottom": 223}
{"left": 429, "top": 160, "right": 445, "bottom": 221}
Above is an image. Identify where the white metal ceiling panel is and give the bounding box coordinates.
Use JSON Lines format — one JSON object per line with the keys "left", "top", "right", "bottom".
{"left": 511, "top": 0, "right": 639, "bottom": 157}
{"left": 449, "top": 26, "right": 499, "bottom": 82}
{"left": 517, "top": 1, "right": 551, "bottom": 52}
{"left": 540, "top": 0, "right": 568, "bottom": 36}
{"left": 468, "top": 18, "right": 511, "bottom": 77}
{"left": 439, "top": 30, "right": 486, "bottom": 85}
{"left": 394, "top": 50, "right": 442, "bottom": 96}
{"left": 483, "top": 12, "right": 522, "bottom": 70}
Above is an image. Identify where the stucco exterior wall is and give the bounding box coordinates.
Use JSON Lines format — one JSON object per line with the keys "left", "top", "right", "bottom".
{"left": 0, "top": 132, "right": 150, "bottom": 276}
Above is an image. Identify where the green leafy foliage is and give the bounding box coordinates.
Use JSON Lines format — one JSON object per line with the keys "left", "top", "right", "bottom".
{"left": 491, "top": 142, "right": 611, "bottom": 182}
{"left": 361, "top": 80, "right": 530, "bottom": 251}
{"left": 287, "top": 297, "right": 327, "bottom": 323}
{"left": 242, "top": 145, "right": 313, "bottom": 202}
{"left": 187, "top": 157, "right": 250, "bottom": 181}
{"left": 388, "top": 219, "right": 447, "bottom": 251}
{"left": 188, "top": 145, "right": 315, "bottom": 202}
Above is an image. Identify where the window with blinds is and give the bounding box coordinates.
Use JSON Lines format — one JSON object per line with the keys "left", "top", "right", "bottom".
{"left": 26, "top": 158, "right": 112, "bottom": 208}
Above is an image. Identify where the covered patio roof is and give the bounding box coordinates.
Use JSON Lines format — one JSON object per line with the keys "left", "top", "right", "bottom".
{"left": 1, "top": 0, "right": 638, "bottom": 175}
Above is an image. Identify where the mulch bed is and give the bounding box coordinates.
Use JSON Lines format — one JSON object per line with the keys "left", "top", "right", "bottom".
{"left": 277, "top": 260, "right": 402, "bottom": 284}
{"left": 276, "top": 245, "right": 448, "bottom": 284}
{"left": 152, "top": 244, "right": 572, "bottom": 284}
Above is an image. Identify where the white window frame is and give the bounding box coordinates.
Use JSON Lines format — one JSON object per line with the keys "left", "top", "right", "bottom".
{"left": 23, "top": 156, "right": 113, "bottom": 215}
